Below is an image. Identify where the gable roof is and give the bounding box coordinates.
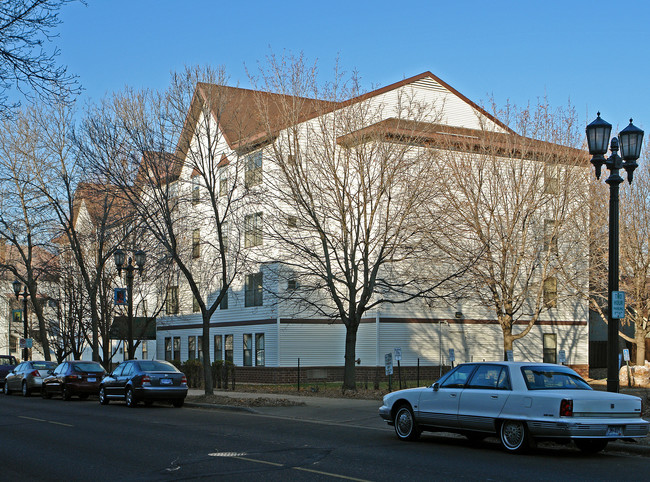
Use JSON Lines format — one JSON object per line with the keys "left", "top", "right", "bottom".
{"left": 175, "top": 71, "right": 513, "bottom": 157}
{"left": 71, "top": 182, "right": 132, "bottom": 230}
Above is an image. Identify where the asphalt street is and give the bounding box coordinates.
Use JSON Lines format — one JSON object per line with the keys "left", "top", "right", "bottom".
{"left": 1, "top": 392, "right": 649, "bottom": 481}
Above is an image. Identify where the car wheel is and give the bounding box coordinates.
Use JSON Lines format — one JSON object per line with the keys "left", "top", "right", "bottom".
{"left": 41, "top": 386, "right": 52, "bottom": 399}
{"left": 62, "top": 385, "right": 72, "bottom": 401}
{"left": 3, "top": 382, "right": 10, "bottom": 395}
{"left": 22, "top": 382, "right": 30, "bottom": 397}
{"left": 575, "top": 438, "right": 608, "bottom": 454}
{"left": 99, "top": 387, "right": 109, "bottom": 405}
{"left": 125, "top": 388, "right": 137, "bottom": 408}
{"left": 172, "top": 399, "right": 184, "bottom": 408}
{"left": 499, "top": 420, "right": 530, "bottom": 453}
{"left": 394, "top": 404, "right": 420, "bottom": 441}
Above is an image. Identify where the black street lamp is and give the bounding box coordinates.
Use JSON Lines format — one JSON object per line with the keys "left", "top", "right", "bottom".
{"left": 586, "top": 113, "right": 644, "bottom": 393}
{"left": 12, "top": 280, "right": 30, "bottom": 362}
{"left": 114, "top": 248, "right": 146, "bottom": 359}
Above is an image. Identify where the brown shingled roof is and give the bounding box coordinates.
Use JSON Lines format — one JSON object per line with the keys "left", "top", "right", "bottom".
{"left": 72, "top": 182, "right": 132, "bottom": 230}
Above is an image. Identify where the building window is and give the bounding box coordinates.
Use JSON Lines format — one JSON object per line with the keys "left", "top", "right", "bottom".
{"left": 220, "top": 287, "right": 228, "bottom": 310}
{"left": 220, "top": 222, "right": 228, "bottom": 253}
{"left": 287, "top": 215, "right": 298, "bottom": 228}
{"left": 142, "top": 341, "right": 148, "bottom": 360}
{"left": 543, "top": 277, "right": 557, "bottom": 308}
{"left": 173, "top": 337, "right": 181, "bottom": 361}
{"left": 245, "top": 272, "right": 263, "bottom": 307}
{"left": 164, "top": 337, "right": 172, "bottom": 361}
{"left": 255, "top": 333, "right": 265, "bottom": 366}
{"left": 544, "top": 165, "right": 559, "bottom": 194}
{"left": 224, "top": 334, "right": 233, "bottom": 363}
{"left": 244, "top": 212, "right": 263, "bottom": 247}
{"left": 287, "top": 276, "right": 297, "bottom": 291}
{"left": 198, "top": 335, "right": 203, "bottom": 362}
{"left": 243, "top": 334, "right": 252, "bottom": 366}
{"left": 166, "top": 286, "right": 179, "bottom": 314}
{"left": 188, "top": 336, "right": 196, "bottom": 360}
{"left": 214, "top": 335, "right": 222, "bottom": 362}
{"left": 245, "top": 150, "right": 262, "bottom": 188}
{"left": 219, "top": 176, "right": 229, "bottom": 197}
{"left": 543, "top": 333, "right": 557, "bottom": 364}
{"left": 193, "top": 288, "right": 200, "bottom": 313}
{"left": 544, "top": 219, "right": 558, "bottom": 254}
{"left": 192, "top": 229, "right": 201, "bottom": 258}
{"left": 192, "top": 177, "right": 200, "bottom": 204}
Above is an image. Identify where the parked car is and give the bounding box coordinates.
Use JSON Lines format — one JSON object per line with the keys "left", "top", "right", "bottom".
{"left": 0, "top": 355, "right": 18, "bottom": 388}
{"left": 41, "top": 360, "right": 106, "bottom": 400}
{"left": 379, "top": 361, "right": 649, "bottom": 454}
{"left": 3, "top": 360, "right": 57, "bottom": 396}
{"left": 99, "top": 359, "right": 188, "bottom": 408}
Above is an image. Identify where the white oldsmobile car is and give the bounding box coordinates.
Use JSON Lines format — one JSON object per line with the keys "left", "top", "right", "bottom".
{"left": 379, "top": 362, "right": 649, "bottom": 453}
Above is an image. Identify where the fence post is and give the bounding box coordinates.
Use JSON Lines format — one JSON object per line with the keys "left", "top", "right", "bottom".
{"left": 297, "top": 358, "right": 300, "bottom": 392}
{"left": 417, "top": 358, "right": 420, "bottom": 386}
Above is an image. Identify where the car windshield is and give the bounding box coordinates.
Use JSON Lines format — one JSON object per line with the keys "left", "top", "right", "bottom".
{"left": 137, "top": 360, "right": 178, "bottom": 372}
{"left": 1, "top": 357, "right": 17, "bottom": 366}
{"left": 72, "top": 362, "right": 105, "bottom": 373}
{"left": 32, "top": 362, "right": 56, "bottom": 370}
{"left": 521, "top": 366, "right": 591, "bottom": 390}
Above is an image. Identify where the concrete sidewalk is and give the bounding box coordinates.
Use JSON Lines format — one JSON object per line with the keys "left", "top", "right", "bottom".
{"left": 184, "top": 388, "right": 650, "bottom": 455}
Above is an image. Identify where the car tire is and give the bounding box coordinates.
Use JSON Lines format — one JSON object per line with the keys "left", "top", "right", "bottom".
{"left": 3, "top": 382, "right": 10, "bottom": 395}
{"left": 575, "top": 438, "right": 608, "bottom": 454}
{"left": 62, "top": 385, "right": 72, "bottom": 401}
{"left": 172, "top": 399, "right": 184, "bottom": 408}
{"left": 99, "top": 387, "right": 109, "bottom": 405}
{"left": 125, "top": 387, "right": 137, "bottom": 408}
{"left": 499, "top": 420, "right": 530, "bottom": 453}
{"left": 394, "top": 404, "right": 420, "bottom": 441}
{"left": 22, "top": 381, "right": 30, "bottom": 397}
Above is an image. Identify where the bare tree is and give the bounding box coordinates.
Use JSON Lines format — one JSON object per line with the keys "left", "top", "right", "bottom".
{"left": 0, "top": 106, "right": 59, "bottom": 360}
{"left": 0, "top": 0, "right": 80, "bottom": 115}
{"left": 252, "top": 54, "right": 470, "bottom": 389}
{"left": 83, "top": 66, "right": 253, "bottom": 393}
{"left": 432, "top": 99, "right": 589, "bottom": 359}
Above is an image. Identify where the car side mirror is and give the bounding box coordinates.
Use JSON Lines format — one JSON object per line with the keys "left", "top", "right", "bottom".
{"left": 433, "top": 382, "right": 440, "bottom": 391}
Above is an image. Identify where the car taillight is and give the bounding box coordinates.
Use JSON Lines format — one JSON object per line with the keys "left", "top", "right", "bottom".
{"left": 65, "top": 374, "right": 81, "bottom": 381}
{"left": 560, "top": 399, "right": 573, "bottom": 417}
{"left": 142, "top": 375, "right": 151, "bottom": 386}
{"left": 30, "top": 370, "right": 40, "bottom": 377}
{"left": 181, "top": 375, "right": 187, "bottom": 386}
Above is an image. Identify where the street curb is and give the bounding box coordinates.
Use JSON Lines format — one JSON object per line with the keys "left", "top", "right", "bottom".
{"left": 184, "top": 401, "right": 258, "bottom": 413}
{"left": 607, "top": 440, "right": 650, "bottom": 455}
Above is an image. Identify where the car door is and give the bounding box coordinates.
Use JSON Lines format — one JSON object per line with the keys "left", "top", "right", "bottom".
{"left": 116, "top": 362, "right": 134, "bottom": 397}
{"left": 417, "top": 364, "right": 477, "bottom": 428}
{"left": 8, "top": 362, "right": 23, "bottom": 391}
{"left": 458, "top": 365, "right": 511, "bottom": 432}
{"left": 46, "top": 363, "right": 65, "bottom": 394}
{"left": 103, "top": 364, "right": 124, "bottom": 397}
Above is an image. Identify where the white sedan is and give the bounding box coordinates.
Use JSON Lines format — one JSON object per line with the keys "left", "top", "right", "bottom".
{"left": 379, "top": 361, "right": 649, "bottom": 453}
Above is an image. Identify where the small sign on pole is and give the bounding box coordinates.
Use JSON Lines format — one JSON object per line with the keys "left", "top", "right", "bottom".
{"left": 448, "top": 348, "right": 455, "bottom": 362}
{"left": 612, "top": 291, "right": 625, "bottom": 319}
{"left": 114, "top": 288, "right": 127, "bottom": 306}
{"left": 623, "top": 348, "right": 630, "bottom": 362}
{"left": 558, "top": 350, "right": 566, "bottom": 365}
{"left": 385, "top": 353, "right": 393, "bottom": 376}
{"left": 394, "top": 348, "right": 402, "bottom": 361}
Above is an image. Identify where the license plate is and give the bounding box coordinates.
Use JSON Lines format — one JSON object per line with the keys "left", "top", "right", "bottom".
{"left": 606, "top": 425, "right": 623, "bottom": 436}
{"left": 87, "top": 377, "right": 96, "bottom": 382}
{"left": 160, "top": 379, "right": 172, "bottom": 385}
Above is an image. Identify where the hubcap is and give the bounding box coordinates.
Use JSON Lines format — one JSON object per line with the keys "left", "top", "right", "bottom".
{"left": 396, "top": 409, "right": 412, "bottom": 437}
{"left": 502, "top": 422, "right": 524, "bottom": 448}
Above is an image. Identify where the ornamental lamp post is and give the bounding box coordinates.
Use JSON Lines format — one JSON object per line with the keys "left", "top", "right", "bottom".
{"left": 12, "top": 280, "right": 30, "bottom": 362}
{"left": 114, "top": 248, "right": 146, "bottom": 359}
{"left": 586, "top": 113, "right": 644, "bottom": 393}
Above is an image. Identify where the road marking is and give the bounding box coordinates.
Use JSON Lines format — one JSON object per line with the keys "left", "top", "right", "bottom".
{"left": 227, "top": 455, "right": 371, "bottom": 481}
{"left": 19, "top": 415, "right": 73, "bottom": 427}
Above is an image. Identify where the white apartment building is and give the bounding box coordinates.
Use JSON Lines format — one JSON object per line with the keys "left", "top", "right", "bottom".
{"left": 153, "top": 72, "right": 590, "bottom": 381}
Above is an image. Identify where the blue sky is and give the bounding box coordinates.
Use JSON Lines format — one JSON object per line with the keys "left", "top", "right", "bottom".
{"left": 51, "top": 0, "right": 650, "bottom": 135}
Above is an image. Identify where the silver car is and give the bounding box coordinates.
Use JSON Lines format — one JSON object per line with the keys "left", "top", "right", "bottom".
{"left": 3, "top": 360, "right": 58, "bottom": 397}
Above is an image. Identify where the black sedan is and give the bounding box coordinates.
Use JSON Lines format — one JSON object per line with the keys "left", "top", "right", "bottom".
{"left": 42, "top": 361, "right": 106, "bottom": 400}
{"left": 99, "top": 359, "right": 188, "bottom": 407}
